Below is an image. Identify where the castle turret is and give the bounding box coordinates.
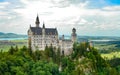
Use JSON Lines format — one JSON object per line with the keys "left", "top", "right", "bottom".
{"left": 71, "top": 28, "right": 77, "bottom": 43}
{"left": 42, "top": 22, "right": 45, "bottom": 37}
{"left": 43, "top": 22, "right": 45, "bottom": 28}
{"left": 42, "top": 22, "right": 45, "bottom": 49}
{"left": 62, "top": 35, "right": 64, "bottom": 40}
{"left": 28, "top": 24, "right": 32, "bottom": 50}
{"left": 35, "top": 15, "right": 40, "bottom": 27}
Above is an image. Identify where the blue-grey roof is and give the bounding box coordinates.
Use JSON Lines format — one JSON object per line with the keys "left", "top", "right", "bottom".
{"left": 30, "top": 27, "right": 58, "bottom": 35}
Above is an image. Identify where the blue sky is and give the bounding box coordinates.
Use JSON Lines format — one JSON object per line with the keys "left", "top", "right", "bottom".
{"left": 0, "top": 0, "right": 4, "bottom": 2}
{"left": 107, "top": 0, "right": 120, "bottom": 5}
{"left": 0, "top": 0, "right": 120, "bottom": 36}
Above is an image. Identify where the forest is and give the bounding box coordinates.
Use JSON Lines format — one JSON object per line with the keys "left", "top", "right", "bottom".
{"left": 0, "top": 42, "right": 120, "bottom": 75}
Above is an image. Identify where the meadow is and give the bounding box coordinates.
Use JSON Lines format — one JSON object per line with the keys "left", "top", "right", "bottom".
{"left": 93, "top": 41, "right": 120, "bottom": 59}
{"left": 0, "top": 39, "right": 27, "bottom": 51}
{"left": 0, "top": 36, "right": 120, "bottom": 59}
{"left": 101, "top": 52, "right": 120, "bottom": 59}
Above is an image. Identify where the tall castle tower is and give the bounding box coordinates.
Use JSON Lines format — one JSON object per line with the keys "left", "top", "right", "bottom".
{"left": 35, "top": 15, "right": 40, "bottom": 27}
{"left": 71, "top": 28, "right": 77, "bottom": 43}
{"left": 42, "top": 22, "right": 45, "bottom": 48}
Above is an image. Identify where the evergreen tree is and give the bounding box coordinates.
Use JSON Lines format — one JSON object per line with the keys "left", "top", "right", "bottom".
{"left": 28, "top": 47, "right": 32, "bottom": 57}
{"left": 9, "top": 46, "right": 14, "bottom": 55}
{"left": 56, "top": 47, "right": 61, "bottom": 65}
{"left": 21, "top": 46, "right": 27, "bottom": 51}
{"left": 49, "top": 44, "right": 54, "bottom": 58}
{"left": 0, "top": 49, "right": 3, "bottom": 53}
{"left": 45, "top": 45, "right": 50, "bottom": 57}
{"left": 15, "top": 45, "right": 18, "bottom": 52}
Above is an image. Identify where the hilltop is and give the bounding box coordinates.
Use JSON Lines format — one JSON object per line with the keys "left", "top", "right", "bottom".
{"left": 0, "top": 42, "right": 120, "bottom": 75}
{"left": 0, "top": 32, "right": 27, "bottom": 38}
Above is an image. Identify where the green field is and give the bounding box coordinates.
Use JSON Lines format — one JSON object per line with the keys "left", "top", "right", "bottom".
{"left": 93, "top": 43, "right": 120, "bottom": 60}
{"left": 94, "top": 44, "right": 116, "bottom": 50}
{"left": 94, "top": 42, "right": 120, "bottom": 59}
{"left": 0, "top": 38, "right": 120, "bottom": 60}
{"left": 0, "top": 39, "right": 27, "bottom": 51}
{"left": 101, "top": 52, "right": 120, "bottom": 59}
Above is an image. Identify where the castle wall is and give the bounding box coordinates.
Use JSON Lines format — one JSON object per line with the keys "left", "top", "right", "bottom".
{"left": 59, "top": 40, "right": 73, "bottom": 55}
{"left": 30, "top": 34, "right": 59, "bottom": 50}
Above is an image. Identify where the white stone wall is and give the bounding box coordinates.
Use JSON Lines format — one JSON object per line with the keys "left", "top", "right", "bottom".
{"left": 63, "top": 41, "right": 73, "bottom": 55}
{"left": 30, "top": 34, "right": 59, "bottom": 50}
{"left": 59, "top": 40, "right": 73, "bottom": 55}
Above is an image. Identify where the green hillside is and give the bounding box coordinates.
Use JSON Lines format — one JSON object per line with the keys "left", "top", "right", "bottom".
{"left": 0, "top": 42, "right": 120, "bottom": 75}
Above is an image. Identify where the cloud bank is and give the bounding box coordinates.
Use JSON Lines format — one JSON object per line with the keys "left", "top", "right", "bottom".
{"left": 0, "top": 0, "right": 120, "bottom": 36}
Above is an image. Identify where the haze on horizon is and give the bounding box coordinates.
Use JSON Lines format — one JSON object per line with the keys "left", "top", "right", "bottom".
{"left": 0, "top": 0, "right": 120, "bottom": 36}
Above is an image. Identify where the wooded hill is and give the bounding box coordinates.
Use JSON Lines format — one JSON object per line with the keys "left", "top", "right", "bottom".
{"left": 0, "top": 42, "right": 119, "bottom": 75}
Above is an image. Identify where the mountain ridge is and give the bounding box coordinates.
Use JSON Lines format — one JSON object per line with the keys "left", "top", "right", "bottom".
{"left": 0, "top": 32, "right": 27, "bottom": 38}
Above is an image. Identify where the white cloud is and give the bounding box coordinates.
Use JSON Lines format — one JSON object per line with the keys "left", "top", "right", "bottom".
{"left": 103, "top": 6, "right": 120, "bottom": 11}
{"left": 77, "top": 18, "right": 88, "bottom": 25}
{"left": 0, "top": 0, "right": 120, "bottom": 36}
{"left": 0, "top": 6, "right": 4, "bottom": 8}
{"left": 94, "top": 24, "right": 120, "bottom": 30}
{"left": 0, "top": 2, "right": 10, "bottom": 5}
{"left": 0, "top": 2, "right": 10, "bottom": 9}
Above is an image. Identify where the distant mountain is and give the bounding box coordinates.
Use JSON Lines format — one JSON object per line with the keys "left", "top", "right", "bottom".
{"left": 77, "top": 36, "right": 120, "bottom": 42}
{"left": 0, "top": 32, "right": 27, "bottom": 38}
{"left": 0, "top": 32, "right": 4, "bottom": 35}
{"left": 59, "top": 35, "right": 120, "bottom": 42}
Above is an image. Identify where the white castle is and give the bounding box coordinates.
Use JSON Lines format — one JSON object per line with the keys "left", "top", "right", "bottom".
{"left": 28, "top": 15, "right": 77, "bottom": 55}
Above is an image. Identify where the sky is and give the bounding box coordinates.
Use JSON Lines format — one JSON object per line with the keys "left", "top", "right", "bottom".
{"left": 0, "top": 0, "right": 120, "bottom": 36}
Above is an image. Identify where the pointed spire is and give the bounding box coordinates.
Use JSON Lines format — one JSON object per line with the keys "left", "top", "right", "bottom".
{"left": 35, "top": 14, "right": 40, "bottom": 27}
{"left": 62, "top": 35, "right": 64, "bottom": 40}
{"left": 29, "top": 24, "right": 31, "bottom": 28}
{"left": 43, "top": 21, "right": 45, "bottom": 28}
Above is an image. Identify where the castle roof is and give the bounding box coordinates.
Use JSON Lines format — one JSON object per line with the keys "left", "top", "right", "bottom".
{"left": 30, "top": 27, "right": 58, "bottom": 35}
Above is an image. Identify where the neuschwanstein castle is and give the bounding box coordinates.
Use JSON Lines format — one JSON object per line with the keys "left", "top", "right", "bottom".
{"left": 28, "top": 15, "right": 77, "bottom": 55}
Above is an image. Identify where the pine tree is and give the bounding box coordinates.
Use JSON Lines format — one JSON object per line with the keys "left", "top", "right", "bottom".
{"left": 9, "top": 46, "right": 14, "bottom": 55}
{"left": 21, "top": 46, "right": 27, "bottom": 51}
{"left": 28, "top": 47, "right": 32, "bottom": 56}
{"left": 15, "top": 45, "right": 18, "bottom": 52}
{"left": 45, "top": 45, "right": 49, "bottom": 57}
{"left": 49, "top": 44, "right": 54, "bottom": 58}
{"left": 56, "top": 47, "right": 61, "bottom": 65}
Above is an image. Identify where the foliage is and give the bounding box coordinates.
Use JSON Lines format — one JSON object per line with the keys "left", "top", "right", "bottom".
{"left": 71, "top": 42, "right": 119, "bottom": 75}
{"left": 0, "top": 42, "right": 120, "bottom": 75}
{"left": 0, "top": 46, "right": 59, "bottom": 75}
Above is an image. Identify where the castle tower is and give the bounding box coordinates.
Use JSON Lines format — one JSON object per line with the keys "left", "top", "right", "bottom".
{"left": 43, "top": 22, "right": 45, "bottom": 28}
{"left": 42, "top": 22, "right": 45, "bottom": 49}
{"left": 71, "top": 28, "right": 77, "bottom": 43}
{"left": 42, "top": 22, "right": 45, "bottom": 34}
{"left": 62, "top": 35, "right": 64, "bottom": 40}
{"left": 35, "top": 15, "right": 40, "bottom": 27}
{"left": 28, "top": 24, "right": 32, "bottom": 50}
{"left": 42, "top": 22, "right": 45, "bottom": 39}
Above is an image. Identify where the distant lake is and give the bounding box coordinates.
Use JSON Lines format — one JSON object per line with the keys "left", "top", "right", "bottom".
{"left": 0, "top": 37, "right": 27, "bottom": 40}
{"left": 90, "top": 40, "right": 116, "bottom": 42}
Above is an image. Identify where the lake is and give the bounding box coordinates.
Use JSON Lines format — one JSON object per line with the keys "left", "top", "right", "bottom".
{"left": 0, "top": 37, "right": 27, "bottom": 40}
{"left": 90, "top": 40, "right": 115, "bottom": 42}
